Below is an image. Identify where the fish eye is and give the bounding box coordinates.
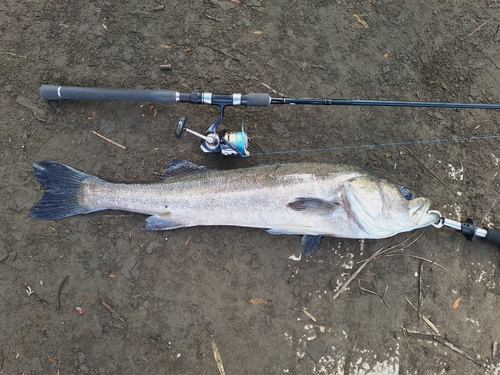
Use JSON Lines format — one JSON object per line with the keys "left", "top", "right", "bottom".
{"left": 399, "top": 186, "right": 414, "bottom": 200}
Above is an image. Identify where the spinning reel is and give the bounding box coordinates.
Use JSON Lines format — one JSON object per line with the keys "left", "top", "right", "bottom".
{"left": 175, "top": 116, "right": 250, "bottom": 157}
{"left": 171, "top": 90, "right": 267, "bottom": 157}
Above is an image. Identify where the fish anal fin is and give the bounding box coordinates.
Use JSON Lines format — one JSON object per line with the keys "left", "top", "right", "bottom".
{"left": 301, "top": 235, "right": 323, "bottom": 257}
{"left": 287, "top": 197, "right": 339, "bottom": 214}
{"left": 144, "top": 215, "right": 183, "bottom": 231}
{"left": 160, "top": 159, "right": 211, "bottom": 180}
{"left": 267, "top": 227, "right": 316, "bottom": 235}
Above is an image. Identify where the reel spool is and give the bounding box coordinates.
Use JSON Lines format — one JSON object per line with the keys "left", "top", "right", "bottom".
{"left": 220, "top": 124, "right": 250, "bottom": 157}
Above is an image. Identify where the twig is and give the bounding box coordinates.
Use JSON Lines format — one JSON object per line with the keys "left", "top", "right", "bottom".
{"left": 333, "top": 246, "right": 380, "bottom": 300}
{"left": 92, "top": 130, "right": 127, "bottom": 150}
{"left": 343, "top": 336, "right": 359, "bottom": 375}
{"left": 404, "top": 297, "right": 439, "bottom": 334}
{"left": 405, "top": 297, "right": 418, "bottom": 311}
{"left": 102, "top": 8, "right": 117, "bottom": 18}
{"left": 405, "top": 329, "right": 434, "bottom": 341}
{"left": 405, "top": 329, "right": 485, "bottom": 366}
{"left": 212, "top": 47, "right": 241, "bottom": 61}
{"left": 357, "top": 279, "right": 390, "bottom": 308}
{"left": 101, "top": 297, "right": 126, "bottom": 324}
{"left": 480, "top": 199, "right": 496, "bottom": 227}
{"left": 351, "top": 336, "right": 358, "bottom": 353}
{"left": 418, "top": 262, "right": 424, "bottom": 315}
{"left": 260, "top": 82, "right": 285, "bottom": 97}
{"left": 57, "top": 274, "right": 70, "bottom": 311}
{"left": 468, "top": 18, "right": 492, "bottom": 38}
{"left": 404, "top": 146, "right": 455, "bottom": 194}
{"left": 211, "top": 339, "right": 226, "bottom": 375}
{"left": 301, "top": 307, "right": 317, "bottom": 322}
{"left": 433, "top": 335, "right": 485, "bottom": 367}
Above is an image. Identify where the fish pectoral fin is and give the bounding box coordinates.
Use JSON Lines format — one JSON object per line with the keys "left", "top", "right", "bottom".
{"left": 301, "top": 235, "right": 323, "bottom": 257}
{"left": 144, "top": 215, "right": 183, "bottom": 231}
{"left": 287, "top": 197, "right": 339, "bottom": 214}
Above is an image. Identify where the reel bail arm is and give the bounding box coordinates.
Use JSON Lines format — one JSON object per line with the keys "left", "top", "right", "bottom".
{"left": 430, "top": 210, "right": 500, "bottom": 245}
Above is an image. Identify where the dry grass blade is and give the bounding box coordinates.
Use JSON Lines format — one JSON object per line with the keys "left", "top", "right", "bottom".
{"left": 383, "top": 253, "right": 447, "bottom": 272}
{"left": 211, "top": 339, "right": 226, "bottom": 375}
{"left": 404, "top": 146, "right": 456, "bottom": 194}
{"left": 422, "top": 315, "right": 440, "bottom": 335}
{"left": 405, "top": 297, "right": 418, "bottom": 311}
{"left": 334, "top": 233, "right": 420, "bottom": 300}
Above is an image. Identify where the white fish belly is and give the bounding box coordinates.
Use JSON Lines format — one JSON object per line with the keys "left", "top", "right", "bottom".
{"left": 80, "top": 167, "right": 368, "bottom": 237}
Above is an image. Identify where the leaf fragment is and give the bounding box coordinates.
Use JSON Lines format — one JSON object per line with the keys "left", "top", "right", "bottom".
{"left": 353, "top": 14, "right": 369, "bottom": 29}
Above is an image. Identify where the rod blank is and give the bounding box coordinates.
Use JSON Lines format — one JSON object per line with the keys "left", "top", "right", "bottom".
{"left": 270, "top": 97, "right": 500, "bottom": 109}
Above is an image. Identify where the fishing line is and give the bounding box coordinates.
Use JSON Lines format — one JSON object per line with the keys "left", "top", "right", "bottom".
{"left": 252, "top": 134, "right": 500, "bottom": 156}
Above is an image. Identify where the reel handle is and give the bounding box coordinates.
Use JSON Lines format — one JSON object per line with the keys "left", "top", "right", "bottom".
{"left": 175, "top": 116, "right": 187, "bottom": 138}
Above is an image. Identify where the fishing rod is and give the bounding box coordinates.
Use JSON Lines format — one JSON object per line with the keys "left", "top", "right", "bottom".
{"left": 40, "top": 84, "right": 500, "bottom": 158}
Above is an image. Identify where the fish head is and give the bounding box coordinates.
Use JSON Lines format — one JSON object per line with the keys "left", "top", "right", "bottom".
{"left": 344, "top": 175, "right": 440, "bottom": 238}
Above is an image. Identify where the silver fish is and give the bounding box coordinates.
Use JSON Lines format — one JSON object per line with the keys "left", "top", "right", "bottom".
{"left": 30, "top": 160, "right": 439, "bottom": 256}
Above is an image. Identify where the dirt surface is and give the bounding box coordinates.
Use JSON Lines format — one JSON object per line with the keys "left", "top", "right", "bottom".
{"left": 2, "top": 1, "right": 500, "bottom": 374}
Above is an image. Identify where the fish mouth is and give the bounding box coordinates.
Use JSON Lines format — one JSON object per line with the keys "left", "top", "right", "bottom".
{"left": 411, "top": 199, "right": 440, "bottom": 226}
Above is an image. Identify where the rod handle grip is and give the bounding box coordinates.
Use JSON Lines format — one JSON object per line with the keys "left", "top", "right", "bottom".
{"left": 247, "top": 93, "right": 270, "bottom": 107}
{"left": 40, "top": 85, "right": 178, "bottom": 103}
{"left": 482, "top": 228, "right": 500, "bottom": 246}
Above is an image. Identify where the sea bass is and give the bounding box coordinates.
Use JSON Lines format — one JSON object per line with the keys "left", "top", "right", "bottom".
{"left": 30, "top": 160, "right": 439, "bottom": 256}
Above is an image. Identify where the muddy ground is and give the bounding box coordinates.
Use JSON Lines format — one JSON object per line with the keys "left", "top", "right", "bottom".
{"left": 1, "top": 0, "right": 500, "bottom": 374}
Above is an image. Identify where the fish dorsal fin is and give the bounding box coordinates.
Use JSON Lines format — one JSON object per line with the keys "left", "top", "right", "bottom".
{"left": 160, "top": 159, "right": 211, "bottom": 180}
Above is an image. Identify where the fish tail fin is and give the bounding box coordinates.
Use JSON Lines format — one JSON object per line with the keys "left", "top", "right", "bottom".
{"left": 30, "top": 161, "right": 101, "bottom": 220}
